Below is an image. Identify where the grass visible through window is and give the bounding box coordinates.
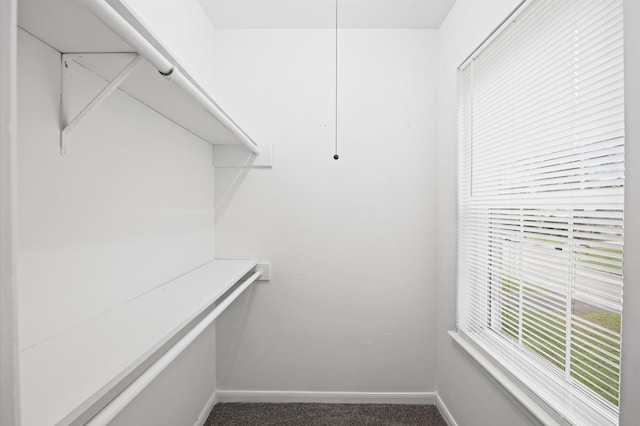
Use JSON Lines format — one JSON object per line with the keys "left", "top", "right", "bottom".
{"left": 499, "top": 283, "right": 621, "bottom": 406}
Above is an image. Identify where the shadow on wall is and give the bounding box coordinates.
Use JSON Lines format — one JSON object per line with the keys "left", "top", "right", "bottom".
{"left": 215, "top": 160, "right": 254, "bottom": 220}
{"left": 216, "top": 284, "right": 259, "bottom": 388}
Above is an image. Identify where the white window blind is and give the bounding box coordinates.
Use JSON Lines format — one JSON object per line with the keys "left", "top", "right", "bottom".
{"left": 457, "top": 0, "right": 624, "bottom": 425}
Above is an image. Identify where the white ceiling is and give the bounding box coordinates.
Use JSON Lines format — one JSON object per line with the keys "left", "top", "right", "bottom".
{"left": 199, "top": 0, "right": 456, "bottom": 29}
{"left": 16, "top": 0, "right": 455, "bottom": 54}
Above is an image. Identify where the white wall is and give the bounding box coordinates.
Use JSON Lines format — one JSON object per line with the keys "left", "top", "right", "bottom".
{"left": 110, "top": 324, "right": 216, "bottom": 426}
{"left": 212, "top": 29, "right": 439, "bottom": 395}
{"left": 16, "top": 28, "right": 215, "bottom": 354}
{"left": 435, "top": 1, "right": 539, "bottom": 425}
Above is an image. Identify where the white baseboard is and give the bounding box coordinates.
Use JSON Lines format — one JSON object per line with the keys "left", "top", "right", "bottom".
{"left": 436, "top": 394, "right": 458, "bottom": 426}
{"left": 216, "top": 391, "right": 436, "bottom": 405}
{"left": 194, "top": 391, "right": 217, "bottom": 426}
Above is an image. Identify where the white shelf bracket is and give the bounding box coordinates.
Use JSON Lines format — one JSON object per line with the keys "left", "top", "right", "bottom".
{"left": 60, "top": 54, "right": 144, "bottom": 155}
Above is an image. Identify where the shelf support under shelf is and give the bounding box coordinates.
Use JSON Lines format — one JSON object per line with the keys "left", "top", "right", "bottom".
{"left": 83, "top": 0, "right": 260, "bottom": 155}
{"left": 60, "top": 54, "right": 144, "bottom": 155}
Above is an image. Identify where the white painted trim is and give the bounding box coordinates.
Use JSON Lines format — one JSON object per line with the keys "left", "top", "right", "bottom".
{"left": 435, "top": 395, "right": 458, "bottom": 426}
{"left": 194, "top": 391, "right": 217, "bottom": 426}
{"left": 0, "top": 0, "right": 20, "bottom": 424}
{"left": 216, "top": 391, "right": 436, "bottom": 405}
{"left": 620, "top": 3, "right": 640, "bottom": 425}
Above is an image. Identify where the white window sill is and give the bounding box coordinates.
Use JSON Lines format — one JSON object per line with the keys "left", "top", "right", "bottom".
{"left": 449, "top": 330, "right": 567, "bottom": 426}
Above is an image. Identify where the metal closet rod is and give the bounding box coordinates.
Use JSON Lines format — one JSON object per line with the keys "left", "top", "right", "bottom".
{"left": 82, "top": 0, "right": 260, "bottom": 154}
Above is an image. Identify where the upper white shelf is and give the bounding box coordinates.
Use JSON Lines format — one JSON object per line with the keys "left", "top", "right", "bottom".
{"left": 63, "top": 52, "right": 241, "bottom": 146}
{"left": 20, "top": 0, "right": 260, "bottom": 153}
{"left": 19, "top": 259, "right": 257, "bottom": 426}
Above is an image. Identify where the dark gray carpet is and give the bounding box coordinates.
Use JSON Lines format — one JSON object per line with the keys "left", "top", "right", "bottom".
{"left": 204, "top": 403, "right": 447, "bottom": 426}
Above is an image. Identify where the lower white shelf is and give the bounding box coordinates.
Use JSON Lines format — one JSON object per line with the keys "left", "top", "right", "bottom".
{"left": 19, "top": 259, "right": 257, "bottom": 426}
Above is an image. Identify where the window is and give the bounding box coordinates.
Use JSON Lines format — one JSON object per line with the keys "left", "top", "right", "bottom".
{"left": 457, "top": 0, "right": 624, "bottom": 425}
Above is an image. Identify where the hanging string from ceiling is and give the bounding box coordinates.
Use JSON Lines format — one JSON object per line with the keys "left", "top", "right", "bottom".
{"left": 334, "top": 0, "right": 339, "bottom": 160}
